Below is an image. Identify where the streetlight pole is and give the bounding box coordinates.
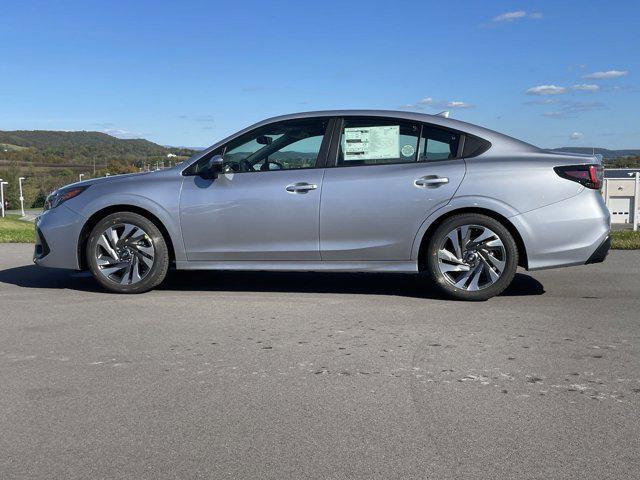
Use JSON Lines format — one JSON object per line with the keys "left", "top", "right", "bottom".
{"left": 634, "top": 172, "right": 639, "bottom": 232}
{"left": 0, "top": 181, "right": 7, "bottom": 218}
{"left": 79, "top": 173, "right": 85, "bottom": 182}
{"left": 18, "top": 177, "right": 25, "bottom": 217}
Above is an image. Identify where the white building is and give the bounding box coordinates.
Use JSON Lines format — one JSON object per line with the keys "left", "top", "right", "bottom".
{"left": 603, "top": 169, "right": 639, "bottom": 229}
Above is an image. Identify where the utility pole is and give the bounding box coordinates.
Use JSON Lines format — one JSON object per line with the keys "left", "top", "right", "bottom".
{"left": 0, "top": 180, "right": 7, "bottom": 218}
{"left": 18, "top": 177, "right": 25, "bottom": 217}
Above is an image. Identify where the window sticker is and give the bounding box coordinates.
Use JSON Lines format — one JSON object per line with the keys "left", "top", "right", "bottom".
{"left": 401, "top": 144, "right": 415, "bottom": 157}
{"left": 344, "top": 125, "right": 399, "bottom": 161}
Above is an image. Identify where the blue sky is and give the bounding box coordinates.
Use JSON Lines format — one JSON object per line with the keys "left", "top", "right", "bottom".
{"left": 1, "top": 0, "right": 638, "bottom": 148}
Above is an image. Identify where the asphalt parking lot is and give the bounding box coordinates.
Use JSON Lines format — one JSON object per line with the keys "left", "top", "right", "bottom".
{"left": 0, "top": 243, "right": 638, "bottom": 479}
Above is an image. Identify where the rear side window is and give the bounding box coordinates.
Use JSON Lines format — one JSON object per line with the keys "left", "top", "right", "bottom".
{"left": 337, "top": 118, "right": 420, "bottom": 166}
{"left": 418, "top": 126, "right": 460, "bottom": 162}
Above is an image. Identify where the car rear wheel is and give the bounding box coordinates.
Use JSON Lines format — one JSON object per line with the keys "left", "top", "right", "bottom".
{"left": 86, "top": 212, "right": 169, "bottom": 293}
{"left": 426, "top": 214, "right": 518, "bottom": 301}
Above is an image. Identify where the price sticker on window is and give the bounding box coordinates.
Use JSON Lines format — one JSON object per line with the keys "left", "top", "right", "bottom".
{"left": 343, "top": 125, "right": 399, "bottom": 161}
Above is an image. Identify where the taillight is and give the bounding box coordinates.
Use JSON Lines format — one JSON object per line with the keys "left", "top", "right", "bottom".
{"left": 554, "top": 164, "right": 603, "bottom": 190}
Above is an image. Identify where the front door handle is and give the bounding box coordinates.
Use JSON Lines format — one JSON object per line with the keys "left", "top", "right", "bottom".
{"left": 414, "top": 176, "right": 449, "bottom": 188}
{"left": 285, "top": 182, "right": 318, "bottom": 193}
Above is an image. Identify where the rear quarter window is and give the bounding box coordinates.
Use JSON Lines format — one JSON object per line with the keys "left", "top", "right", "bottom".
{"left": 462, "top": 135, "right": 491, "bottom": 158}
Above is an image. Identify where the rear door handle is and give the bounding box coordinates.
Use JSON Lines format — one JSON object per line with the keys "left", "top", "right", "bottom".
{"left": 414, "top": 176, "right": 449, "bottom": 188}
{"left": 285, "top": 182, "right": 318, "bottom": 193}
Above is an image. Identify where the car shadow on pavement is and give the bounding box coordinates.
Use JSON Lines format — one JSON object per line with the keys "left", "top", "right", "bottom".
{"left": 0, "top": 265, "right": 545, "bottom": 299}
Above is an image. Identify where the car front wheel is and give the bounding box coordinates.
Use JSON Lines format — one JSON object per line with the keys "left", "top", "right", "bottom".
{"left": 86, "top": 212, "right": 169, "bottom": 293}
{"left": 426, "top": 214, "right": 518, "bottom": 301}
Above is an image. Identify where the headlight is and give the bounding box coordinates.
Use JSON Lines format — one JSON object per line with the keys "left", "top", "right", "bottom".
{"left": 44, "top": 186, "right": 89, "bottom": 211}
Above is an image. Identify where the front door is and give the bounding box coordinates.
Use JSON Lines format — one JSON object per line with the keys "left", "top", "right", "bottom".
{"left": 320, "top": 116, "right": 466, "bottom": 260}
{"left": 180, "top": 117, "right": 331, "bottom": 261}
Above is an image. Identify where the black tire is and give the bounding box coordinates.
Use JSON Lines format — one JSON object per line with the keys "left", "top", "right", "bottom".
{"left": 425, "top": 214, "right": 519, "bottom": 301}
{"left": 86, "top": 212, "right": 169, "bottom": 293}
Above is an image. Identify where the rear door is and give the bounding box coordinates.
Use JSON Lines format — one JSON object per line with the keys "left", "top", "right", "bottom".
{"left": 319, "top": 116, "right": 466, "bottom": 260}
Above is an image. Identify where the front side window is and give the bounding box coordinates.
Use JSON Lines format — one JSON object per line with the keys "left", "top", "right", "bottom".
{"left": 418, "top": 126, "right": 460, "bottom": 162}
{"left": 337, "top": 118, "right": 420, "bottom": 166}
{"left": 186, "top": 118, "right": 329, "bottom": 175}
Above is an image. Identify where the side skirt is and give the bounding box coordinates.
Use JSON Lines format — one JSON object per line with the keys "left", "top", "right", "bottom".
{"left": 175, "top": 260, "right": 418, "bottom": 273}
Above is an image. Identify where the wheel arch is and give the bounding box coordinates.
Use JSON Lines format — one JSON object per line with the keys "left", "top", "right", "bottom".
{"left": 77, "top": 205, "right": 176, "bottom": 271}
{"left": 416, "top": 207, "right": 528, "bottom": 271}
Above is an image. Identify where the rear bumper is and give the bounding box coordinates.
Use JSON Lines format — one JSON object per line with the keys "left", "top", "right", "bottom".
{"left": 585, "top": 235, "right": 610, "bottom": 265}
{"left": 511, "top": 188, "right": 610, "bottom": 271}
{"left": 33, "top": 204, "right": 85, "bottom": 269}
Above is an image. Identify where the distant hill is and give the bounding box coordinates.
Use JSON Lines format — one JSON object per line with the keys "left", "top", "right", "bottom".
{"left": 549, "top": 147, "right": 640, "bottom": 158}
{"left": 0, "top": 130, "right": 196, "bottom": 170}
{"left": 0, "top": 130, "right": 168, "bottom": 157}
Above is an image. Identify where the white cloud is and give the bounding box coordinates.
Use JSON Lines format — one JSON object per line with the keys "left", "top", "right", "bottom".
{"left": 492, "top": 11, "right": 542, "bottom": 22}
{"left": 446, "top": 101, "right": 474, "bottom": 108}
{"left": 569, "top": 132, "right": 583, "bottom": 140}
{"left": 583, "top": 70, "right": 628, "bottom": 79}
{"left": 399, "top": 104, "right": 424, "bottom": 110}
{"left": 526, "top": 85, "right": 567, "bottom": 95}
{"left": 413, "top": 96, "right": 474, "bottom": 109}
{"left": 571, "top": 84, "right": 600, "bottom": 92}
{"left": 493, "top": 11, "right": 526, "bottom": 22}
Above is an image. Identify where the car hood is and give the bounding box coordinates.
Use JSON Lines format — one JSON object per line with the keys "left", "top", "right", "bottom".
{"left": 49, "top": 169, "right": 180, "bottom": 198}
{"left": 68, "top": 171, "right": 153, "bottom": 189}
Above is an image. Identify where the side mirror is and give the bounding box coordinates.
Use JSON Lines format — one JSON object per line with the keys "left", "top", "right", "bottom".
{"left": 256, "top": 135, "right": 273, "bottom": 145}
{"left": 200, "top": 155, "right": 224, "bottom": 179}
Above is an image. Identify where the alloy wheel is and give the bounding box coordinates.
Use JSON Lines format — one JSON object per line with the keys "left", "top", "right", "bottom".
{"left": 94, "top": 223, "right": 155, "bottom": 285}
{"left": 437, "top": 224, "right": 507, "bottom": 291}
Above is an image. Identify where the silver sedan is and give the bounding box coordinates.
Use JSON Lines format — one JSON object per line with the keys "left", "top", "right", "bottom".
{"left": 34, "top": 110, "right": 610, "bottom": 300}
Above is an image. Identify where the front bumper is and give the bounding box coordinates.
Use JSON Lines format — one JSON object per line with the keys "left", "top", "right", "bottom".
{"left": 33, "top": 225, "right": 51, "bottom": 261}
{"left": 33, "top": 204, "right": 86, "bottom": 269}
